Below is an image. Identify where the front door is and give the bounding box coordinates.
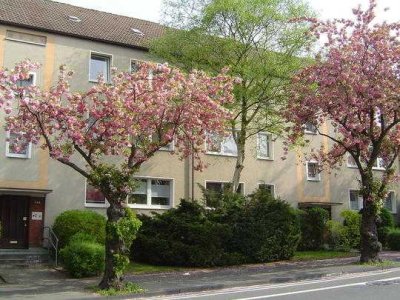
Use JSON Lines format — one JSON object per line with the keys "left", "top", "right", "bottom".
{"left": 0, "top": 195, "right": 30, "bottom": 248}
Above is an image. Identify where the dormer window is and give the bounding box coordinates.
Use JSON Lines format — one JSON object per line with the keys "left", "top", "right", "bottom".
{"left": 68, "top": 15, "right": 82, "bottom": 22}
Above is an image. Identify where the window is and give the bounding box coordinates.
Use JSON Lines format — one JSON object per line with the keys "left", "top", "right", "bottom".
{"left": 85, "top": 182, "right": 107, "bottom": 206}
{"left": 306, "top": 161, "right": 321, "bottom": 181}
{"left": 5, "top": 131, "right": 32, "bottom": 158}
{"left": 258, "top": 183, "right": 275, "bottom": 197}
{"left": 349, "top": 190, "right": 363, "bottom": 211}
{"left": 206, "top": 132, "right": 237, "bottom": 156}
{"left": 347, "top": 155, "right": 358, "bottom": 168}
{"left": 205, "top": 181, "right": 244, "bottom": 194}
{"left": 89, "top": 53, "right": 111, "bottom": 82}
{"left": 384, "top": 191, "right": 396, "bottom": 213}
{"left": 373, "top": 157, "right": 386, "bottom": 170}
{"left": 130, "top": 59, "right": 141, "bottom": 73}
{"left": 304, "top": 122, "right": 318, "bottom": 134}
{"left": 17, "top": 73, "right": 36, "bottom": 87}
{"left": 128, "top": 178, "right": 172, "bottom": 208}
{"left": 257, "top": 133, "right": 273, "bottom": 160}
{"left": 151, "top": 134, "right": 174, "bottom": 151}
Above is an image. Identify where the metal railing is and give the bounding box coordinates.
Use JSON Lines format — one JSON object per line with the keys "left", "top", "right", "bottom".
{"left": 43, "top": 226, "right": 59, "bottom": 267}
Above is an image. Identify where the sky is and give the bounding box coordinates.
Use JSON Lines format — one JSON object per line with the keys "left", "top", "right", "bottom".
{"left": 54, "top": 0, "right": 400, "bottom": 23}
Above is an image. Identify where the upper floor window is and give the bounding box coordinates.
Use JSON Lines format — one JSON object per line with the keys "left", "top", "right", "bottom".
{"left": 128, "top": 178, "right": 172, "bottom": 209}
{"left": 151, "top": 134, "right": 174, "bottom": 152}
{"left": 5, "top": 131, "right": 32, "bottom": 159}
{"left": 257, "top": 133, "right": 273, "bottom": 160}
{"left": 130, "top": 59, "right": 141, "bottom": 73}
{"left": 90, "top": 53, "right": 111, "bottom": 82}
{"left": 206, "top": 132, "right": 237, "bottom": 157}
{"left": 85, "top": 181, "right": 107, "bottom": 207}
{"left": 306, "top": 161, "right": 321, "bottom": 181}
{"left": 304, "top": 122, "right": 318, "bottom": 134}
{"left": 347, "top": 155, "right": 357, "bottom": 168}
{"left": 17, "top": 73, "right": 36, "bottom": 87}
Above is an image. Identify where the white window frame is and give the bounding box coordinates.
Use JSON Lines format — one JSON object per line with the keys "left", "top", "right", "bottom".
{"left": 84, "top": 179, "right": 109, "bottom": 208}
{"left": 128, "top": 176, "right": 174, "bottom": 209}
{"left": 346, "top": 154, "right": 358, "bottom": 168}
{"left": 205, "top": 131, "right": 238, "bottom": 157}
{"left": 306, "top": 160, "right": 321, "bottom": 181}
{"left": 303, "top": 122, "right": 318, "bottom": 135}
{"left": 384, "top": 190, "right": 396, "bottom": 213}
{"left": 372, "top": 157, "right": 386, "bottom": 171}
{"left": 256, "top": 132, "right": 274, "bottom": 160}
{"left": 349, "top": 189, "right": 363, "bottom": 211}
{"left": 150, "top": 134, "right": 175, "bottom": 152}
{"left": 89, "top": 51, "right": 112, "bottom": 82}
{"left": 258, "top": 182, "right": 275, "bottom": 197}
{"left": 204, "top": 180, "right": 245, "bottom": 195}
{"left": 5, "top": 131, "right": 32, "bottom": 159}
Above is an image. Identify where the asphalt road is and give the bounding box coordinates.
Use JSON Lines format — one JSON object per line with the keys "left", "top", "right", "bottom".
{"left": 136, "top": 267, "right": 400, "bottom": 300}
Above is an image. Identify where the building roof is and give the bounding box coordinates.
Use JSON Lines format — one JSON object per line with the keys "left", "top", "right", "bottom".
{"left": 0, "top": 0, "right": 166, "bottom": 50}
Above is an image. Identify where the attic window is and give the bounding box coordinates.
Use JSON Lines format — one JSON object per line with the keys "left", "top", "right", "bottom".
{"left": 131, "top": 28, "right": 144, "bottom": 36}
{"left": 68, "top": 15, "right": 81, "bottom": 22}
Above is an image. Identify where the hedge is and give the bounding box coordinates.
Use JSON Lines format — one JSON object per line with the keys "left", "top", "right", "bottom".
{"left": 298, "top": 207, "right": 329, "bottom": 251}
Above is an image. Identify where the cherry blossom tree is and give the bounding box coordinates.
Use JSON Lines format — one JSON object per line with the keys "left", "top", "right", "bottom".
{"left": 286, "top": 0, "right": 400, "bottom": 262}
{"left": 1, "top": 61, "right": 236, "bottom": 289}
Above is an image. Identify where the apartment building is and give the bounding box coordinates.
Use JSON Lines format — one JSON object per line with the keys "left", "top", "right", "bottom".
{"left": 0, "top": 0, "right": 398, "bottom": 249}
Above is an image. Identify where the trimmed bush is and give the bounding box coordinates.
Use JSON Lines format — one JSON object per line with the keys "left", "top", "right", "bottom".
{"left": 378, "top": 208, "right": 395, "bottom": 247}
{"left": 387, "top": 228, "right": 400, "bottom": 251}
{"left": 133, "top": 200, "right": 235, "bottom": 267}
{"left": 133, "top": 190, "right": 300, "bottom": 266}
{"left": 298, "top": 207, "right": 329, "bottom": 251}
{"left": 326, "top": 220, "right": 351, "bottom": 251}
{"left": 229, "top": 190, "right": 300, "bottom": 262}
{"left": 341, "top": 210, "right": 361, "bottom": 249}
{"left": 60, "top": 240, "right": 105, "bottom": 278}
{"left": 53, "top": 210, "right": 106, "bottom": 248}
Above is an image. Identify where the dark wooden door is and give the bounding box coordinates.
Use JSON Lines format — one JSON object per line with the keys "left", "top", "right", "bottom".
{"left": 0, "top": 196, "right": 30, "bottom": 248}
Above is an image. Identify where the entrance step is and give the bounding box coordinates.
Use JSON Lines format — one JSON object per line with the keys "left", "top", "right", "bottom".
{"left": 0, "top": 247, "right": 50, "bottom": 265}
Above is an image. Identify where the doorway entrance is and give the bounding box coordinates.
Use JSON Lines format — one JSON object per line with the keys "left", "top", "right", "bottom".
{"left": 0, "top": 195, "right": 29, "bottom": 248}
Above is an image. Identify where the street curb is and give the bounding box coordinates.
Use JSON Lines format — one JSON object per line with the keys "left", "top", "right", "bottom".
{"left": 124, "top": 265, "right": 398, "bottom": 299}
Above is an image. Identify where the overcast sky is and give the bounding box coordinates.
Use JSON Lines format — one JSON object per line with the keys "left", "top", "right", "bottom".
{"left": 54, "top": 0, "right": 400, "bottom": 23}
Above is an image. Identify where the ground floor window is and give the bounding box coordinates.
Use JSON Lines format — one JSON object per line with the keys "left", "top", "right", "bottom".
{"left": 128, "top": 178, "right": 173, "bottom": 209}
{"left": 349, "top": 190, "right": 396, "bottom": 213}
{"left": 258, "top": 183, "right": 275, "bottom": 197}
{"left": 85, "top": 182, "right": 107, "bottom": 207}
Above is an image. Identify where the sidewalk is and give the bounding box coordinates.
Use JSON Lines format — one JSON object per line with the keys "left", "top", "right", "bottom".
{"left": 1, "top": 252, "right": 399, "bottom": 299}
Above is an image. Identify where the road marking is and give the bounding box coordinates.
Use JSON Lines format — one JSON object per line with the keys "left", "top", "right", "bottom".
{"left": 139, "top": 268, "right": 400, "bottom": 300}
{"left": 236, "top": 276, "right": 400, "bottom": 299}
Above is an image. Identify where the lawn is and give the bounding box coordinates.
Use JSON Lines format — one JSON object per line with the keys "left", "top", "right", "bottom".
{"left": 292, "top": 251, "right": 358, "bottom": 261}
{"left": 126, "top": 262, "right": 188, "bottom": 274}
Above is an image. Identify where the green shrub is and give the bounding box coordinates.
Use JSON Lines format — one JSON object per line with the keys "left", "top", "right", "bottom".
{"left": 53, "top": 210, "right": 106, "bottom": 248}
{"left": 387, "top": 228, "right": 400, "bottom": 251}
{"left": 341, "top": 210, "right": 361, "bottom": 249}
{"left": 60, "top": 240, "right": 105, "bottom": 278}
{"left": 378, "top": 208, "right": 395, "bottom": 247}
{"left": 229, "top": 190, "right": 300, "bottom": 262}
{"left": 133, "top": 200, "right": 237, "bottom": 267}
{"left": 68, "top": 232, "right": 98, "bottom": 244}
{"left": 326, "top": 220, "right": 351, "bottom": 251}
{"left": 133, "top": 190, "right": 300, "bottom": 266}
{"left": 298, "top": 207, "right": 329, "bottom": 251}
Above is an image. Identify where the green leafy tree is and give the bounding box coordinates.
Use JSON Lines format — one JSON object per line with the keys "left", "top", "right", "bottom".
{"left": 153, "top": 0, "right": 315, "bottom": 191}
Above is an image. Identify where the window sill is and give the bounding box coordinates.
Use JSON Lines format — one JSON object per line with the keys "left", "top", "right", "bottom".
{"left": 85, "top": 203, "right": 108, "bottom": 208}
{"left": 128, "top": 204, "right": 171, "bottom": 210}
{"left": 372, "top": 167, "right": 386, "bottom": 171}
{"left": 257, "top": 156, "right": 274, "bottom": 161}
{"left": 347, "top": 165, "right": 358, "bottom": 169}
{"left": 206, "top": 152, "right": 237, "bottom": 158}
{"left": 6, "top": 154, "right": 31, "bottom": 159}
{"left": 307, "top": 178, "right": 321, "bottom": 182}
{"left": 304, "top": 131, "right": 318, "bottom": 135}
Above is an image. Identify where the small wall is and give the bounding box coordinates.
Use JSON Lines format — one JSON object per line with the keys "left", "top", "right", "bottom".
{"left": 29, "top": 197, "right": 45, "bottom": 247}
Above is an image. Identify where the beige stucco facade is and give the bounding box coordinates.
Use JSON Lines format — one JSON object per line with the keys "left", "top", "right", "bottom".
{"left": 0, "top": 24, "right": 398, "bottom": 237}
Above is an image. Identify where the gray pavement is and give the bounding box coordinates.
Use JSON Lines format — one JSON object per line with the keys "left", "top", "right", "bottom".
{"left": 0, "top": 251, "right": 400, "bottom": 299}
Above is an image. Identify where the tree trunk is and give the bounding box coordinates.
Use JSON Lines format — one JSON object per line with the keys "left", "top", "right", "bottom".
{"left": 232, "top": 134, "right": 245, "bottom": 193}
{"left": 98, "top": 201, "right": 126, "bottom": 290}
{"left": 360, "top": 199, "right": 382, "bottom": 263}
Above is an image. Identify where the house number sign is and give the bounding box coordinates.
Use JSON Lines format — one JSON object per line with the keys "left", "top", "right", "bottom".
{"left": 31, "top": 212, "right": 43, "bottom": 220}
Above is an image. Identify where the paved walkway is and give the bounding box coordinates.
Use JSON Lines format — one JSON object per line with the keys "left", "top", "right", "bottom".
{"left": 1, "top": 252, "right": 400, "bottom": 299}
